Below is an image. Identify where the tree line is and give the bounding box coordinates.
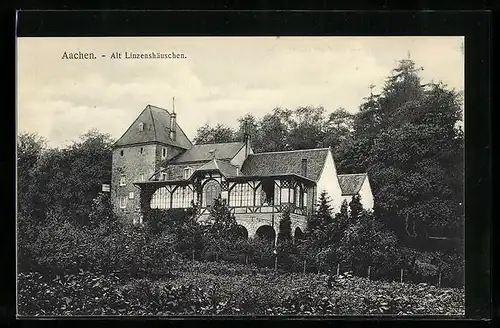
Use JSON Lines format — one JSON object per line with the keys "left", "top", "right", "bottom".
{"left": 193, "top": 58, "right": 464, "bottom": 247}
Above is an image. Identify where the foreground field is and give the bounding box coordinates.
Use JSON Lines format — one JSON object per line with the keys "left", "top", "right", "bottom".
{"left": 18, "top": 261, "right": 465, "bottom": 316}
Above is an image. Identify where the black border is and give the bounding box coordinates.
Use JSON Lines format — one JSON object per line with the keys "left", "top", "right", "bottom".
{"left": 7, "top": 9, "right": 492, "bottom": 324}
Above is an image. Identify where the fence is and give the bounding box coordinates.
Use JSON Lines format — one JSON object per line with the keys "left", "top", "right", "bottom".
{"left": 195, "top": 248, "right": 460, "bottom": 288}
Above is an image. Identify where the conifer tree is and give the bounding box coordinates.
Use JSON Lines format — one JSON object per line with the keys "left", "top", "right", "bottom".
{"left": 277, "top": 209, "right": 292, "bottom": 248}
{"left": 203, "top": 196, "right": 239, "bottom": 261}
{"left": 349, "top": 194, "right": 363, "bottom": 220}
{"left": 316, "top": 191, "right": 334, "bottom": 228}
{"left": 332, "top": 200, "right": 350, "bottom": 243}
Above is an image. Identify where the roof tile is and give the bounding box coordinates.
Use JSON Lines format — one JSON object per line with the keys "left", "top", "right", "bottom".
{"left": 114, "top": 105, "right": 193, "bottom": 149}
{"left": 338, "top": 173, "right": 367, "bottom": 195}
{"left": 240, "top": 148, "right": 329, "bottom": 181}
{"left": 172, "top": 142, "right": 245, "bottom": 163}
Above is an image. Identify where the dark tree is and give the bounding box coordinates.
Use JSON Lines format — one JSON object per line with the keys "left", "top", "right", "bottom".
{"left": 257, "top": 107, "right": 294, "bottom": 152}
{"left": 17, "top": 129, "right": 114, "bottom": 226}
{"left": 203, "top": 197, "right": 239, "bottom": 261}
{"left": 287, "top": 106, "right": 327, "bottom": 150}
{"left": 345, "top": 58, "right": 464, "bottom": 245}
{"left": 277, "top": 209, "right": 292, "bottom": 252}
{"left": 17, "top": 132, "right": 47, "bottom": 222}
{"left": 193, "top": 123, "right": 237, "bottom": 145}
{"left": 349, "top": 194, "right": 363, "bottom": 221}
{"left": 332, "top": 200, "right": 350, "bottom": 243}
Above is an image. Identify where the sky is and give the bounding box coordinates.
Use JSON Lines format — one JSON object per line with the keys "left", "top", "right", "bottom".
{"left": 17, "top": 36, "right": 464, "bottom": 148}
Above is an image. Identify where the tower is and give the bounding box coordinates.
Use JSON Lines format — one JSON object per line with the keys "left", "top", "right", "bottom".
{"left": 111, "top": 104, "right": 192, "bottom": 224}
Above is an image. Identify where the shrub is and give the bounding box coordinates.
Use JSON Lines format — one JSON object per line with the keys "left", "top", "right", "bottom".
{"left": 18, "top": 262, "right": 465, "bottom": 317}
{"left": 19, "top": 215, "right": 182, "bottom": 279}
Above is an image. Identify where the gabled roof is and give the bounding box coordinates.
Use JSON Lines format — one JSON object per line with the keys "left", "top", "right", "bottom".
{"left": 338, "top": 173, "right": 367, "bottom": 196}
{"left": 240, "top": 148, "right": 329, "bottom": 182}
{"left": 172, "top": 142, "right": 245, "bottom": 163}
{"left": 114, "top": 104, "right": 193, "bottom": 149}
{"left": 194, "top": 158, "right": 240, "bottom": 178}
{"left": 159, "top": 162, "right": 205, "bottom": 181}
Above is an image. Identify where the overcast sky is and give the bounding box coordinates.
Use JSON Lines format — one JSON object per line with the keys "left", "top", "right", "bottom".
{"left": 17, "top": 36, "right": 464, "bottom": 148}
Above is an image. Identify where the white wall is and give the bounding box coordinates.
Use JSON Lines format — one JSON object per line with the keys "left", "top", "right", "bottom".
{"left": 230, "top": 144, "right": 254, "bottom": 168}
{"left": 358, "top": 176, "right": 374, "bottom": 211}
{"left": 339, "top": 176, "right": 374, "bottom": 211}
{"left": 316, "top": 149, "right": 343, "bottom": 213}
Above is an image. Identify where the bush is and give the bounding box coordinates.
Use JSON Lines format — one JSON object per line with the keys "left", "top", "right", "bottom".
{"left": 18, "top": 270, "right": 125, "bottom": 316}
{"left": 19, "top": 215, "right": 182, "bottom": 279}
{"left": 18, "top": 261, "right": 465, "bottom": 316}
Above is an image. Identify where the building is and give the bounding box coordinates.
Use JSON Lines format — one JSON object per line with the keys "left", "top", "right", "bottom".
{"left": 111, "top": 104, "right": 374, "bottom": 243}
{"left": 337, "top": 173, "right": 374, "bottom": 211}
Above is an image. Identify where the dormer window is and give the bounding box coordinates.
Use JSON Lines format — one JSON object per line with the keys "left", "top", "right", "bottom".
{"left": 138, "top": 122, "right": 144, "bottom": 132}
{"left": 184, "top": 167, "right": 193, "bottom": 180}
{"left": 161, "top": 172, "right": 168, "bottom": 181}
{"left": 119, "top": 174, "right": 126, "bottom": 186}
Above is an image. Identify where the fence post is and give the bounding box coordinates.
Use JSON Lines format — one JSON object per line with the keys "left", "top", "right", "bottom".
{"left": 400, "top": 268, "right": 404, "bottom": 283}
{"left": 303, "top": 260, "right": 306, "bottom": 274}
{"left": 438, "top": 270, "right": 442, "bottom": 288}
{"left": 337, "top": 263, "right": 340, "bottom": 276}
{"left": 245, "top": 255, "right": 248, "bottom": 265}
{"left": 318, "top": 260, "right": 322, "bottom": 274}
{"left": 192, "top": 248, "right": 195, "bottom": 261}
{"left": 368, "top": 266, "right": 371, "bottom": 280}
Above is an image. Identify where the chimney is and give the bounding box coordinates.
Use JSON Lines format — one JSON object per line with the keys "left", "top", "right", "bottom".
{"left": 243, "top": 121, "right": 250, "bottom": 158}
{"left": 301, "top": 158, "right": 307, "bottom": 177}
{"left": 169, "top": 97, "right": 177, "bottom": 141}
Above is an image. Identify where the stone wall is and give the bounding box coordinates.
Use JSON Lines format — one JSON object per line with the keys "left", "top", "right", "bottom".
{"left": 198, "top": 212, "right": 307, "bottom": 243}
{"left": 111, "top": 143, "right": 159, "bottom": 223}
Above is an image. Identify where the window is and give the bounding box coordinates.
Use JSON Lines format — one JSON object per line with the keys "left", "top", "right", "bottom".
{"left": 140, "top": 147, "right": 144, "bottom": 154}
{"left": 150, "top": 187, "right": 171, "bottom": 209}
{"left": 119, "top": 196, "right": 126, "bottom": 209}
{"left": 151, "top": 186, "right": 195, "bottom": 209}
{"left": 203, "top": 180, "right": 221, "bottom": 207}
{"left": 184, "top": 167, "right": 193, "bottom": 180}
{"left": 161, "top": 172, "right": 168, "bottom": 181}
{"left": 128, "top": 192, "right": 134, "bottom": 199}
{"left": 229, "top": 183, "right": 254, "bottom": 207}
{"left": 281, "top": 188, "right": 290, "bottom": 203}
{"left": 133, "top": 216, "right": 143, "bottom": 225}
{"left": 138, "top": 122, "right": 144, "bottom": 132}
{"left": 162, "top": 147, "right": 167, "bottom": 159}
{"left": 120, "top": 150, "right": 124, "bottom": 156}
{"left": 119, "top": 175, "right": 126, "bottom": 186}
{"left": 261, "top": 180, "right": 275, "bottom": 205}
{"left": 274, "top": 183, "right": 281, "bottom": 205}
{"left": 140, "top": 174, "right": 145, "bottom": 182}
{"left": 295, "top": 185, "right": 301, "bottom": 207}
{"left": 171, "top": 186, "right": 195, "bottom": 208}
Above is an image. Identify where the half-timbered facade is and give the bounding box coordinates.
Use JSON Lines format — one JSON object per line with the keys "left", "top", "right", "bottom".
{"left": 111, "top": 104, "right": 373, "bottom": 242}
